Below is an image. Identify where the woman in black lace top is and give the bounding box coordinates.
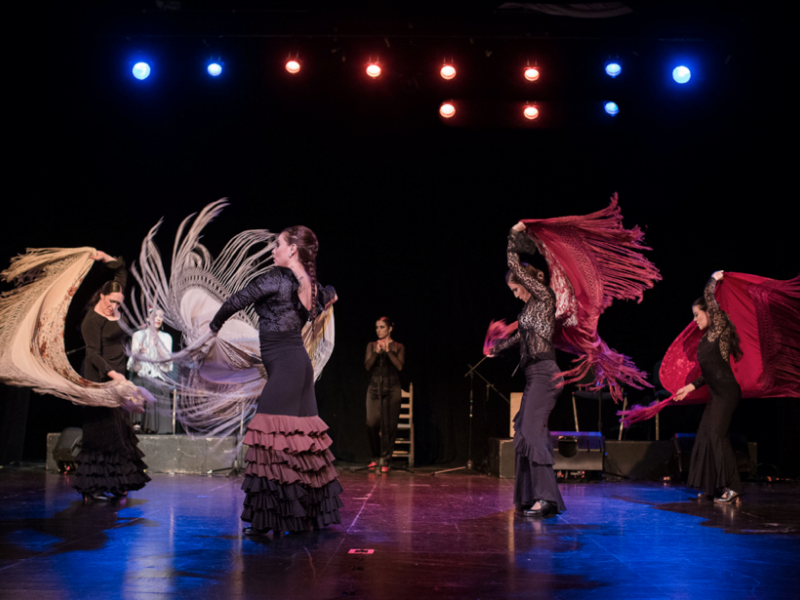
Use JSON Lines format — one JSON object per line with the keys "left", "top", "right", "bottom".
{"left": 74, "top": 251, "right": 150, "bottom": 502}
{"left": 490, "top": 222, "right": 565, "bottom": 518}
{"left": 210, "top": 226, "right": 342, "bottom": 534}
{"left": 364, "top": 317, "right": 405, "bottom": 472}
{"left": 675, "top": 271, "right": 743, "bottom": 503}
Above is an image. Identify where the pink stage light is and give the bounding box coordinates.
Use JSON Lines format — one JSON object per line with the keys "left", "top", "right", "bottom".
{"left": 439, "top": 102, "right": 456, "bottom": 118}
{"left": 524, "top": 67, "right": 540, "bottom": 82}
{"left": 440, "top": 64, "right": 456, "bottom": 80}
{"left": 285, "top": 60, "right": 301, "bottom": 74}
{"left": 366, "top": 63, "right": 382, "bottom": 78}
{"left": 523, "top": 105, "right": 539, "bottom": 120}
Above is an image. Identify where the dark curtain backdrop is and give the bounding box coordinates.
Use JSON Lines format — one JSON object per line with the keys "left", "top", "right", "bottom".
{"left": 3, "top": 4, "right": 797, "bottom": 475}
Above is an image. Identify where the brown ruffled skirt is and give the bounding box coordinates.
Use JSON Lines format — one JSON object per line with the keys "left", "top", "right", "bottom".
{"left": 241, "top": 413, "right": 343, "bottom": 532}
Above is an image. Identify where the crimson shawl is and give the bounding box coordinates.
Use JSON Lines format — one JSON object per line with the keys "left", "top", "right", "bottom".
{"left": 487, "top": 194, "right": 661, "bottom": 402}
{"left": 620, "top": 272, "right": 800, "bottom": 425}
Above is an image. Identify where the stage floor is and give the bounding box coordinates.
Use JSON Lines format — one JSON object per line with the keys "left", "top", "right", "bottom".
{"left": 1, "top": 465, "right": 799, "bottom": 600}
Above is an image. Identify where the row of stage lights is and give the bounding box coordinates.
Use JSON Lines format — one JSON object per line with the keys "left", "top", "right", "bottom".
{"left": 131, "top": 59, "right": 693, "bottom": 84}
{"left": 437, "top": 101, "right": 619, "bottom": 119}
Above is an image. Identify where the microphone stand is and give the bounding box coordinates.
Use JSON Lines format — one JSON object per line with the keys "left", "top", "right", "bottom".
{"left": 432, "top": 356, "right": 508, "bottom": 476}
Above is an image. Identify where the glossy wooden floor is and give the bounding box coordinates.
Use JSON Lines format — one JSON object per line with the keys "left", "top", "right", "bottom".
{"left": 1, "top": 465, "right": 799, "bottom": 599}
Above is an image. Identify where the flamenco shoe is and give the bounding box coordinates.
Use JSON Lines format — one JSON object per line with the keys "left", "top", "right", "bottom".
{"left": 714, "top": 489, "right": 740, "bottom": 504}
{"left": 367, "top": 462, "right": 378, "bottom": 470}
{"left": 83, "top": 492, "right": 110, "bottom": 502}
{"left": 112, "top": 491, "right": 128, "bottom": 498}
{"left": 380, "top": 464, "right": 390, "bottom": 473}
{"left": 523, "top": 500, "right": 556, "bottom": 518}
{"left": 243, "top": 526, "right": 272, "bottom": 536}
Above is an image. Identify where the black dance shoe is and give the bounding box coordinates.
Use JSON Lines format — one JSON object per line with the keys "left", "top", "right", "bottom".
{"left": 523, "top": 501, "right": 556, "bottom": 518}
{"left": 83, "top": 492, "right": 110, "bottom": 502}
{"left": 243, "top": 526, "right": 272, "bottom": 536}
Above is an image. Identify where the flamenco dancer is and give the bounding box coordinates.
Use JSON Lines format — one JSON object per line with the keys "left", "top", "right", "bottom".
{"left": 364, "top": 317, "right": 405, "bottom": 472}
{"left": 620, "top": 270, "right": 800, "bottom": 501}
{"left": 485, "top": 195, "right": 662, "bottom": 518}
{"left": 75, "top": 251, "right": 150, "bottom": 501}
{"left": 674, "top": 272, "right": 744, "bottom": 502}
{"left": 209, "top": 225, "right": 342, "bottom": 534}
{"left": 489, "top": 223, "right": 565, "bottom": 518}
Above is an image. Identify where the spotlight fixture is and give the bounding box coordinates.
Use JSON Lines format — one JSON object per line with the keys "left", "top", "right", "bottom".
{"left": 207, "top": 62, "right": 223, "bottom": 77}
{"left": 132, "top": 62, "right": 151, "bottom": 81}
{"left": 604, "top": 101, "right": 620, "bottom": 116}
{"left": 605, "top": 62, "right": 622, "bottom": 78}
{"left": 440, "top": 64, "right": 456, "bottom": 80}
{"left": 672, "top": 66, "right": 691, "bottom": 84}
{"left": 285, "top": 60, "right": 301, "bottom": 74}
{"left": 439, "top": 102, "right": 456, "bottom": 118}
{"left": 524, "top": 67, "right": 540, "bottom": 82}
{"left": 366, "top": 63, "right": 382, "bottom": 78}
{"left": 523, "top": 105, "right": 539, "bottom": 120}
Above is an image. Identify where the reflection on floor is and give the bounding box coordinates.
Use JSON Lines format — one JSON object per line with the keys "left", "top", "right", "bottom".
{"left": 1, "top": 465, "right": 799, "bottom": 599}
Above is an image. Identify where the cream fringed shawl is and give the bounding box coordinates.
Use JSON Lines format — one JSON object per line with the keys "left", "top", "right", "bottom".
{"left": 126, "top": 199, "right": 336, "bottom": 439}
{"left": 0, "top": 247, "right": 153, "bottom": 411}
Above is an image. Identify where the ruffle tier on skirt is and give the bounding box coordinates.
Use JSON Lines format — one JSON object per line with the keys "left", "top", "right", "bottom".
{"left": 73, "top": 446, "right": 151, "bottom": 495}
{"left": 241, "top": 413, "right": 343, "bottom": 532}
{"left": 73, "top": 406, "right": 151, "bottom": 495}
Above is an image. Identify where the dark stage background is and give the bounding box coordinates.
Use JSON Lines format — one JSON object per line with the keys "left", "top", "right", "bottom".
{"left": 3, "top": 2, "right": 798, "bottom": 476}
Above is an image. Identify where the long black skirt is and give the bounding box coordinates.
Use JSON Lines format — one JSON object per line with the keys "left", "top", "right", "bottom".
{"left": 687, "top": 387, "right": 742, "bottom": 495}
{"left": 73, "top": 406, "right": 150, "bottom": 495}
{"left": 241, "top": 331, "right": 343, "bottom": 532}
{"left": 513, "top": 360, "right": 566, "bottom": 513}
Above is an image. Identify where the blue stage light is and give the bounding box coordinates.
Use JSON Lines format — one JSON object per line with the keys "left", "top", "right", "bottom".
{"left": 207, "top": 62, "right": 223, "bottom": 77}
{"left": 132, "top": 62, "right": 151, "bottom": 81}
{"left": 605, "top": 62, "right": 621, "bottom": 78}
{"left": 604, "top": 101, "right": 619, "bottom": 116}
{"left": 672, "top": 66, "right": 691, "bottom": 84}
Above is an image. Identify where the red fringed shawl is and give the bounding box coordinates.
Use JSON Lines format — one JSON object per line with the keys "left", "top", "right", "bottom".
{"left": 620, "top": 273, "right": 800, "bottom": 426}
{"left": 488, "top": 193, "right": 662, "bottom": 402}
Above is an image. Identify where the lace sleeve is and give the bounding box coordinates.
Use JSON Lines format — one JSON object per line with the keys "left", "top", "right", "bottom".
{"left": 210, "top": 271, "right": 278, "bottom": 332}
{"left": 365, "top": 342, "right": 378, "bottom": 371}
{"left": 691, "top": 374, "right": 706, "bottom": 389}
{"left": 507, "top": 230, "right": 550, "bottom": 301}
{"left": 703, "top": 278, "right": 722, "bottom": 338}
{"left": 491, "top": 331, "right": 520, "bottom": 355}
{"left": 387, "top": 342, "right": 405, "bottom": 371}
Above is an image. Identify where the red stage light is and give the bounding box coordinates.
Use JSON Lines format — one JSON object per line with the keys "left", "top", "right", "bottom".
{"left": 440, "top": 65, "right": 456, "bottom": 80}
{"left": 523, "top": 105, "right": 539, "bottom": 120}
{"left": 524, "top": 67, "right": 540, "bottom": 82}
{"left": 440, "top": 102, "right": 456, "bottom": 118}
{"left": 366, "top": 63, "right": 382, "bottom": 78}
{"left": 285, "top": 60, "right": 301, "bottom": 74}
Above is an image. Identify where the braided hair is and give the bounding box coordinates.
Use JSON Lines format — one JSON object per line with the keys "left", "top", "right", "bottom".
{"left": 283, "top": 225, "right": 320, "bottom": 320}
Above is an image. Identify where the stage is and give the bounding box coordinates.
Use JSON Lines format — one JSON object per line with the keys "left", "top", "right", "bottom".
{"left": 1, "top": 466, "right": 798, "bottom": 599}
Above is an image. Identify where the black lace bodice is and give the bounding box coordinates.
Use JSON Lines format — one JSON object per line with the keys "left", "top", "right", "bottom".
{"left": 210, "top": 267, "right": 335, "bottom": 335}
{"left": 691, "top": 278, "right": 738, "bottom": 391}
{"left": 491, "top": 229, "right": 556, "bottom": 363}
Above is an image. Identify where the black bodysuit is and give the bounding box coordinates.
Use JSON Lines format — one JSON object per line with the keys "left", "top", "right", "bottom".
{"left": 364, "top": 341, "right": 405, "bottom": 462}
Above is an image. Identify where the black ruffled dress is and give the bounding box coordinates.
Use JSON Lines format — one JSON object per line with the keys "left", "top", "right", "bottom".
{"left": 73, "top": 260, "right": 150, "bottom": 496}
{"left": 210, "top": 266, "right": 342, "bottom": 532}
